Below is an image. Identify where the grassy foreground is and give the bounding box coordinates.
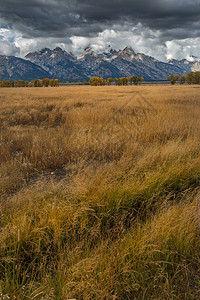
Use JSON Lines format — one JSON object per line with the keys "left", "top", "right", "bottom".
{"left": 0, "top": 85, "right": 200, "bottom": 299}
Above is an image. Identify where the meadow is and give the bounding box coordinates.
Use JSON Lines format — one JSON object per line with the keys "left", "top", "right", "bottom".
{"left": 0, "top": 85, "right": 200, "bottom": 299}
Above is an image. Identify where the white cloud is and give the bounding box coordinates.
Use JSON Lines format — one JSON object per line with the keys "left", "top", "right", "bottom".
{"left": 70, "top": 25, "right": 167, "bottom": 61}
{"left": 70, "top": 25, "right": 200, "bottom": 61}
{"left": 14, "top": 36, "right": 71, "bottom": 57}
{"left": 1, "top": 22, "right": 200, "bottom": 62}
{"left": 0, "top": 27, "right": 20, "bottom": 56}
{"left": 0, "top": 23, "right": 72, "bottom": 57}
{"left": 166, "top": 38, "right": 200, "bottom": 60}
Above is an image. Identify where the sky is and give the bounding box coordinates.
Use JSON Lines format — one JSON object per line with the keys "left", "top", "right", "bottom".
{"left": 0, "top": 0, "right": 200, "bottom": 61}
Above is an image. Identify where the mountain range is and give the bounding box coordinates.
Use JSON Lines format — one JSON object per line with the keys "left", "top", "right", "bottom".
{"left": 0, "top": 55, "right": 51, "bottom": 81}
{"left": 1, "top": 46, "right": 200, "bottom": 81}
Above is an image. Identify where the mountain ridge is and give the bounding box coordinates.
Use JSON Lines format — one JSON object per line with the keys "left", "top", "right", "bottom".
{"left": 1, "top": 46, "right": 200, "bottom": 82}
{"left": 25, "top": 46, "right": 200, "bottom": 81}
{"left": 0, "top": 55, "right": 51, "bottom": 81}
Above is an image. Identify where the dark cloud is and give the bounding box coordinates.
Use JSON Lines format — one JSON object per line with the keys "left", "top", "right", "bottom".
{"left": 1, "top": 0, "right": 200, "bottom": 37}
{"left": 0, "top": 0, "right": 200, "bottom": 59}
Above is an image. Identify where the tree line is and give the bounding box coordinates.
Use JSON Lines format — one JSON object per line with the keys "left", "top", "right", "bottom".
{"left": 88, "top": 76, "right": 144, "bottom": 86}
{"left": 0, "top": 78, "right": 60, "bottom": 88}
{"left": 1, "top": 72, "right": 200, "bottom": 87}
{"left": 167, "top": 72, "right": 200, "bottom": 85}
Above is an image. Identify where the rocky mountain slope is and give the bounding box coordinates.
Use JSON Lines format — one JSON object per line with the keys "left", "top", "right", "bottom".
{"left": 167, "top": 57, "right": 200, "bottom": 73}
{"left": 1, "top": 47, "right": 200, "bottom": 82}
{"left": 25, "top": 46, "right": 200, "bottom": 81}
{"left": 25, "top": 47, "right": 88, "bottom": 81}
{"left": 0, "top": 55, "right": 51, "bottom": 81}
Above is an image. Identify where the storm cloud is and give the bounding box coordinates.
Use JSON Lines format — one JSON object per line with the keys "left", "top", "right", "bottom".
{"left": 0, "top": 0, "right": 200, "bottom": 60}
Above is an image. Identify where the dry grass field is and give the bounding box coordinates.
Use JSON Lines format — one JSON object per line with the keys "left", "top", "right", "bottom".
{"left": 0, "top": 85, "right": 200, "bottom": 299}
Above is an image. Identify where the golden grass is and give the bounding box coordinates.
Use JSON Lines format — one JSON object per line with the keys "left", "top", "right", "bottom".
{"left": 0, "top": 85, "right": 200, "bottom": 299}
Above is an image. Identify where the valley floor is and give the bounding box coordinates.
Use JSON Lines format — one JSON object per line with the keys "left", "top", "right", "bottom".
{"left": 0, "top": 85, "right": 200, "bottom": 299}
